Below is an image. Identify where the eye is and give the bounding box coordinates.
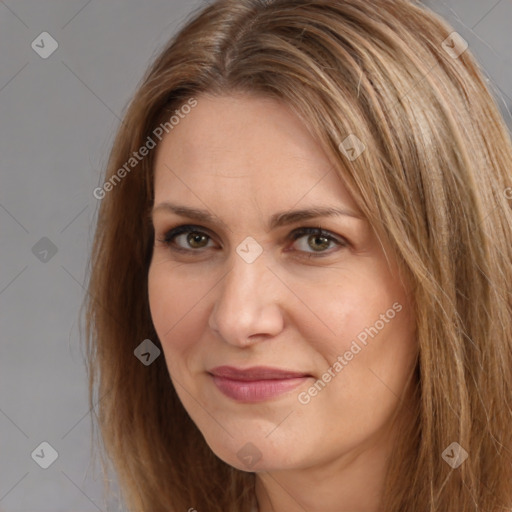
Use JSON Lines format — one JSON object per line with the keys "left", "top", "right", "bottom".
{"left": 157, "top": 225, "right": 216, "bottom": 253}
{"left": 156, "top": 224, "right": 348, "bottom": 257}
{"left": 288, "top": 227, "right": 348, "bottom": 257}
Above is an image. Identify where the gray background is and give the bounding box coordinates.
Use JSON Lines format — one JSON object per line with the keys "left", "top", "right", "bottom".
{"left": 0, "top": 1, "right": 510, "bottom": 511}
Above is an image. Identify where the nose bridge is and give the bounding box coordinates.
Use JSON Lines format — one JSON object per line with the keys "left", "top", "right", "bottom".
{"left": 209, "top": 246, "right": 284, "bottom": 344}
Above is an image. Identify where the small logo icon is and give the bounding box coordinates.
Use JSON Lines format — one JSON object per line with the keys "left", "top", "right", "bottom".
{"left": 32, "top": 237, "right": 58, "bottom": 263}
{"left": 31, "top": 32, "right": 59, "bottom": 59}
{"left": 236, "top": 236, "right": 263, "bottom": 264}
{"left": 134, "top": 339, "right": 161, "bottom": 366}
{"left": 442, "top": 442, "right": 469, "bottom": 468}
{"left": 441, "top": 32, "right": 468, "bottom": 59}
{"left": 339, "top": 134, "right": 366, "bottom": 161}
{"left": 31, "top": 441, "right": 59, "bottom": 469}
{"left": 236, "top": 442, "right": 262, "bottom": 469}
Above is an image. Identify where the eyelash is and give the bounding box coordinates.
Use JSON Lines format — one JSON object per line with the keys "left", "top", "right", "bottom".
{"left": 156, "top": 224, "right": 348, "bottom": 258}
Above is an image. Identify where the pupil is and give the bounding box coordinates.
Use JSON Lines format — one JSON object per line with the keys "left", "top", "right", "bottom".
{"left": 189, "top": 232, "right": 206, "bottom": 248}
{"left": 310, "top": 235, "right": 329, "bottom": 251}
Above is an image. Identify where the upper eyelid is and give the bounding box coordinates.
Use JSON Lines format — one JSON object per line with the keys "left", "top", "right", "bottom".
{"left": 150, "top": 204, "right": 364, "bottom": 231}
{"left": 162, "top": 224, "right": 216, "bottom": 240}
{"left": 160, "top": 223, "right": 340, "bottom": 237}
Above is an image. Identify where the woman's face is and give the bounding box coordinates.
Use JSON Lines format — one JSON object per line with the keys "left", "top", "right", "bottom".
{"left": 148, "top": 93, "right": 417, "bottom": 473}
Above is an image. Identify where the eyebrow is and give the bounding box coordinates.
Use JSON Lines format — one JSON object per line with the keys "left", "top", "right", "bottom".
{"left": 151, "top": 202, "right": 363, "bottom": 231}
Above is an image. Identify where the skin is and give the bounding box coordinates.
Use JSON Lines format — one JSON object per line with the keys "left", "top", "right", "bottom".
{"left": 148, "top": 92, "right": 418, "bottom": 512}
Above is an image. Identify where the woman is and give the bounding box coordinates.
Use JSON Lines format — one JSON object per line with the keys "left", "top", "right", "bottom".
{"left": 84, "top": 0, "right": 512, "bottom": 511}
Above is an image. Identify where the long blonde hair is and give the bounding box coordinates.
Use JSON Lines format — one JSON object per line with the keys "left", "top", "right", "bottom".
{"left": 84, "top": 0, "right": 512, "bottom": 510}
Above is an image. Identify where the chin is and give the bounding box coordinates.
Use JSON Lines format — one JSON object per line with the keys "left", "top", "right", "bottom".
{"left": 202, "top": 431, "right": 307, "bottom": 472}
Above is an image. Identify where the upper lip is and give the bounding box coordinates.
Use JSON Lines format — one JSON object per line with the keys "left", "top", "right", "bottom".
{"left": 209, "top": 365, "right": 310, "bottom": 381}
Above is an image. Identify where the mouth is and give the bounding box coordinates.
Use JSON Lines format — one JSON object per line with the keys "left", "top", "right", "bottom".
{"left": 208, "top": 365, "right": 313, "bottom": 402}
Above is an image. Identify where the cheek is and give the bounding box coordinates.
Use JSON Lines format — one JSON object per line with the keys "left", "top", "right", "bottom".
{"left": 296, "top": 268, "right": 416, "bottom": 400}
{"left": 293, "top": 271, "right": 405, "bottom": 357}
{"left": 321, "top": 295, "right": 415, "bottom": 400}
{"left": 147, "top": 263, "right": 209, "bottom": 357}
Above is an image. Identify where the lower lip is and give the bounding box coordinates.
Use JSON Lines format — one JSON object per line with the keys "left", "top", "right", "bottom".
{"left": 210, "top": 375, "right": 310, "bottom": 402}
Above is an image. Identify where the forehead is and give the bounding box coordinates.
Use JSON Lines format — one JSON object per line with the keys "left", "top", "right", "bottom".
{"left": 152, "top": 93, "right": 358, "bottom": 214}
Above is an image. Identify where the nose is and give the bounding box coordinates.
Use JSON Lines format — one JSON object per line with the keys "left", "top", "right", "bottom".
{"left": 208, "top": 248, "right": 285, "bottom": 347}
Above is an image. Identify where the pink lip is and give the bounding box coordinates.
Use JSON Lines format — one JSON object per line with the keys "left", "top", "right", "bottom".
{"left": 209, "top": 366, "right": 311, "bottom": 403}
